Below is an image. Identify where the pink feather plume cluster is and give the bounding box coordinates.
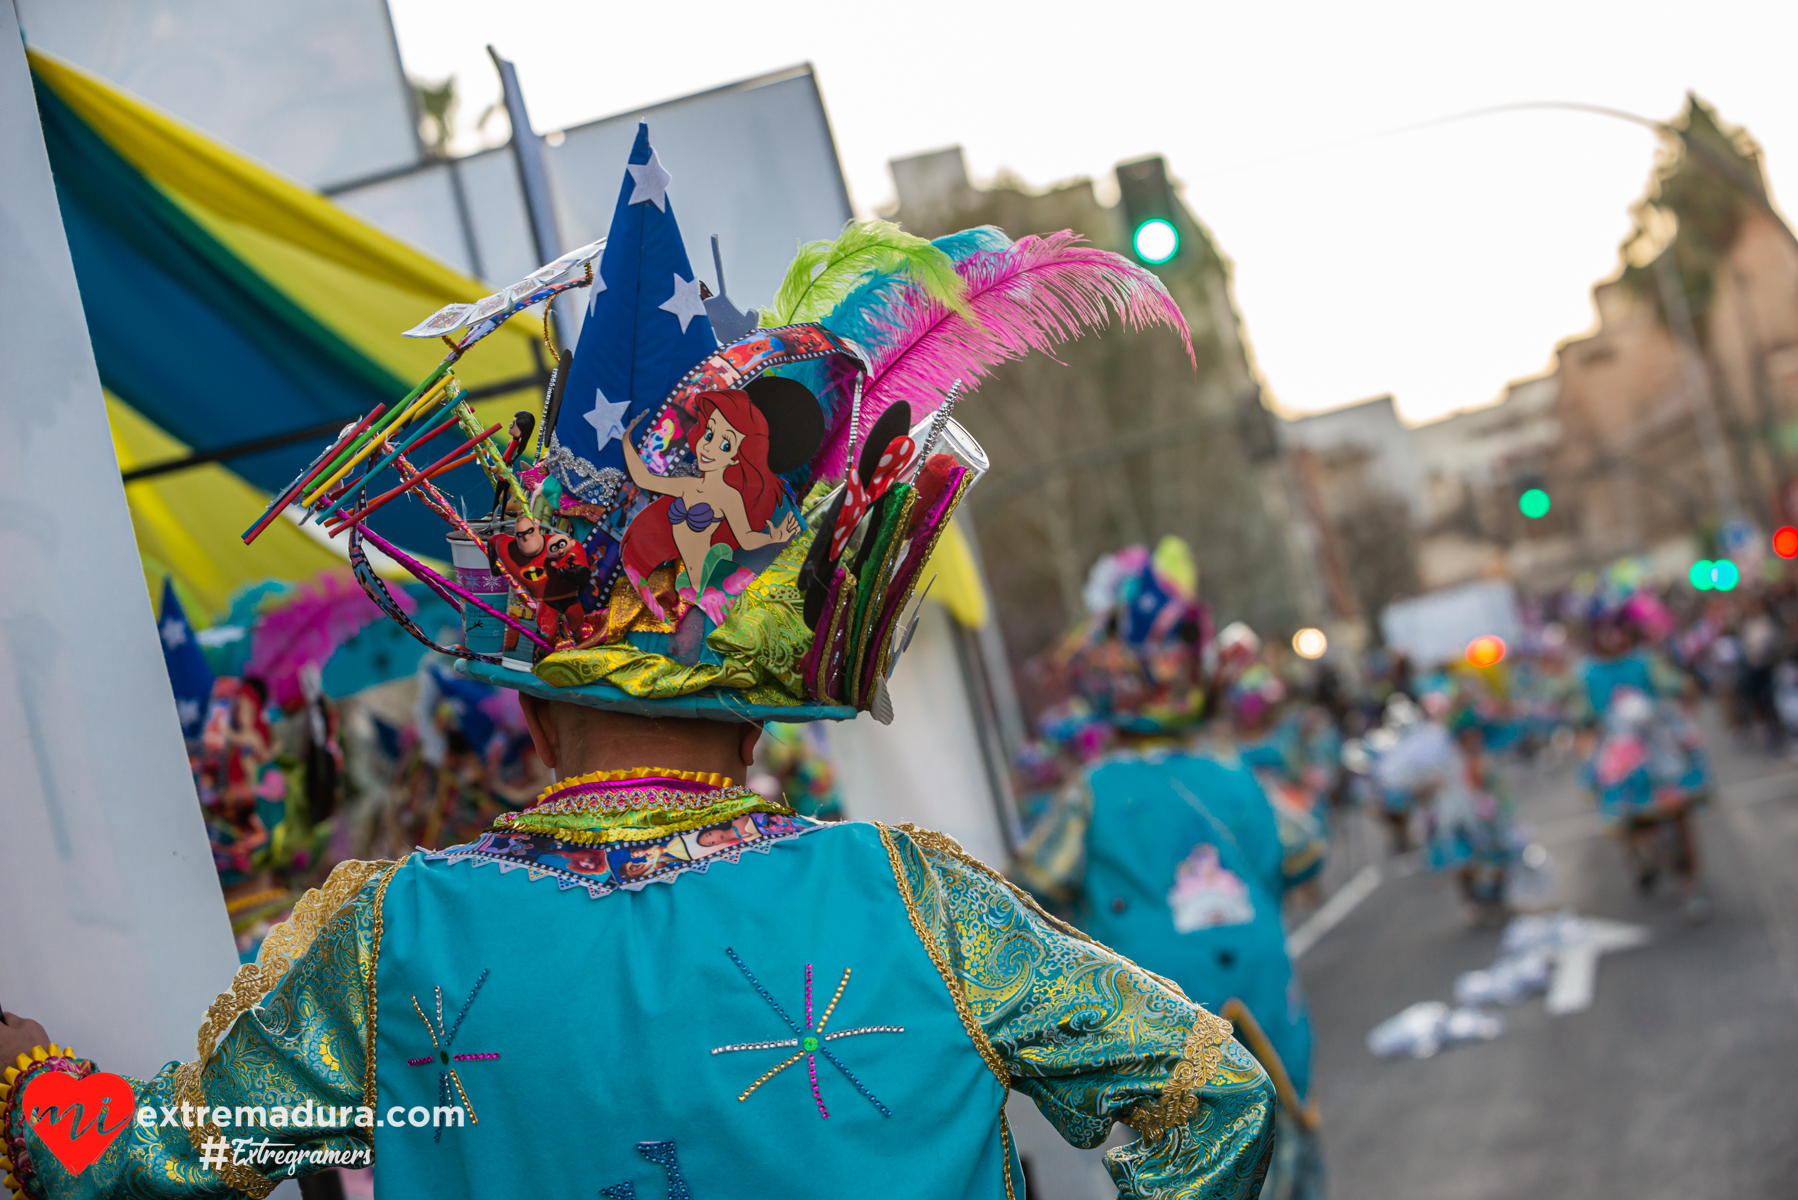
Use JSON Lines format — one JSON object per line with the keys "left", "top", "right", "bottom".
{"left": 814, "top": 231, "right": 1194, "bottom": 479}
{"left": 245, "top": 569, "right": 413, "bottom": 708}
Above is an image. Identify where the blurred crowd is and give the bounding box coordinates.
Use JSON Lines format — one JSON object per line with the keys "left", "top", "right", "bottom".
{"left": 1003, "top": 556, "right": 1798, "bottom": 931}
{"left": 186, "top": 654, "right": 843, "bottom": 961}
{"left": 174, "top": 553, "right": 1796, "bottom": 957}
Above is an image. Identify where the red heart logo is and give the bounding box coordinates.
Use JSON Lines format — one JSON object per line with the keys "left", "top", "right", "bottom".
{"left": 23, "top": 1071, "right": 135, "bottom": 1176}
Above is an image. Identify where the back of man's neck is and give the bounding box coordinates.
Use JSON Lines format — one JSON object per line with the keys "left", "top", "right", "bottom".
{"left": 555, "top": 735, "right": 747, "bottom": 787}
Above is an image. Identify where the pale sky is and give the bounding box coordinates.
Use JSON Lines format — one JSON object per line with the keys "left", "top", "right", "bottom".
{"left": 388, "top": 0, "right": 1798, "bottom": 426}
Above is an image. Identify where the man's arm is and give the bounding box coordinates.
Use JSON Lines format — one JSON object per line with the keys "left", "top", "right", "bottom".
{"left": 880, "top": 825, "right": 1275, "bottom": 1200}
{"left": 2, "top": 860, "right": 394, "bottom": 1200}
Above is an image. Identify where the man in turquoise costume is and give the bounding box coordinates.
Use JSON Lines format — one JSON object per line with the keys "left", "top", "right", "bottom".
{"left": 1014, "top": 542, "right": 1322, "bottom": 1200}
{"left": 2, "top": 127, "right": 1274, "bottom": 1199}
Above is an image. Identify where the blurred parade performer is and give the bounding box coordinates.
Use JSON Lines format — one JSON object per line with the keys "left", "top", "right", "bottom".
{"left": 2, "top": 129, "right": 1273, "bottom": 1199}
{"left": 1220, "top": 644, "right": 1332, "bottom": 902}
{"left": 356, "top": 662, "right": 543, "bottom": 856}
{"left": 1420, "top": 688, "right": 1515, "bottom": 923}
{"left": 1578, "top": 596, "right": 1712, "bottom": 922}
{"left": 1015, "top": 539, "right": 1324, "bottom": 1200}
{"left": 1515, "top": 623, "right": 1582, "bottom": 758}
{"left": 195, "top": 675, "right": 275, "bottom": 882}
{"left": 748, "top": 721, "right": 845, "bottom": 821}
{"left": 1363, "top": 694, "right": 1433, "bottom": 855}
{"left": 194, "top": 676, "right": 288, "bottom": 954}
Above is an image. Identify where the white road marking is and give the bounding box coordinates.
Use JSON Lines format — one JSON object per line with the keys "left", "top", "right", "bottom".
{"left": 1289, "top": 864, "right": 1382, "bottom": 961}
{"left": 1544, "top": 918, "right": 1650, "bottom": 1015}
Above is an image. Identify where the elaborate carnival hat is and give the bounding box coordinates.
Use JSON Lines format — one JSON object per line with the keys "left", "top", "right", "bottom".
{"left": 1035, "top": 536, "right": 1211, "bottom": 746}
{"left": 246, "top": 125, "right": 1189, "bottom": 723}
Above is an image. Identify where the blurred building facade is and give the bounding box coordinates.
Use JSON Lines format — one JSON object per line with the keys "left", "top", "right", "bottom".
{"left": 1287, "top": 98, "right": 1798, "bottom": 620}
{"left": 1539, "top": 207, "right": 1798, "bottom": 577}
{"left": 1283, "top": 375, "right": 1563, "bottom": 624}
{"left": 885, "top": 147, "right": 1326, "bottom": 673}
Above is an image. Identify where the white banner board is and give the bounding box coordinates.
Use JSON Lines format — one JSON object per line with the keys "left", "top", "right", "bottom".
{"left": 1380, "top": 578, "right": 1523, "bottom": 668}
{"left": 0, "top": 16, "right": 241, "bottom": 1080}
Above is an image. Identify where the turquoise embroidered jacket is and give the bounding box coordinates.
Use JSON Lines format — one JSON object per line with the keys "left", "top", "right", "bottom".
{"left": 16, "top": 778, "right": 1273, "bottom": 1200}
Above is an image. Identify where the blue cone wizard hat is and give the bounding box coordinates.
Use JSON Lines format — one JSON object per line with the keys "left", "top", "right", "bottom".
{"left": 555, "top": 123, "right": 718, "bottom": 487}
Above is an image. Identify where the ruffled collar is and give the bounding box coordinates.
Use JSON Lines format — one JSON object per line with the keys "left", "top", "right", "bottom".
{"left": 492, "top": 765, "right": 792, "bottom": 845}
{"left": 433, "top": 765, "right": 821, "bottom": 899}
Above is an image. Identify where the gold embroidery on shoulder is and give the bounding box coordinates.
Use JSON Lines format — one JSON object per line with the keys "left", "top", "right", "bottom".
{"left": 892, "top": 822, "right": 1189, "bottom": 1002}
{"left": 874, "top": 825, "right": 1016, "bottom": 1200}
{"left": 364, "top": 859, "right": 402, "bottom": 1110}
{"left": 1120, "top": 1008, "right": 1235, "bottom": 1144}
{"left": 172, "top": 859, "right": 396, "bottom": 1197}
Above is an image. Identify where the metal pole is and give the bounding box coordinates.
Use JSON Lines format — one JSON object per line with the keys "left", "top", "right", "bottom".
{"left": 1652, "top": 248, "right": 1744, "bottom": 521}
{"left": 487, "top": 46, "right": 577, "bottom": 343}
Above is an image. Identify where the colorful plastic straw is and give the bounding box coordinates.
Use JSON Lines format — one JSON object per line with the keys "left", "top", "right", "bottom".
{"left": 325, "top": 423, "right": 499, "bottom": 531}
{"left": 241, "top": 405, "right": 385, "bottom": 544}
{"left": 355, "top": 524, "right": 552, "bottom": 650}
{"left": 313, "top": 404, "right": 464, "bottom": 524}
{"left": 302, "top": 375, "right": 452, "bottom": 508}
{"left": 325, "top": 452, "right": 475, "bottom": 536}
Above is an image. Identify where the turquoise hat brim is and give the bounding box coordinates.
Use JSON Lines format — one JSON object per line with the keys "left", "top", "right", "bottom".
{"left": 455, "top": 657, "right": 856, "bottom": 724}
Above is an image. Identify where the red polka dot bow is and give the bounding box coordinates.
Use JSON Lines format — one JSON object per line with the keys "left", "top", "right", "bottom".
{"left": 830, "top": 435, "right": 919, "bottom": 561}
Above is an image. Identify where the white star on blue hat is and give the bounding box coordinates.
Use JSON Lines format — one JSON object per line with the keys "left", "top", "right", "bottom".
{"left": 627, "top": 149, "right": 672, "bottom": 212}
{"left": 659, "top": 273, "right": 708, "bottom": 334}
{"left": 584, "top": 387, "right": 632, "bottom": 450}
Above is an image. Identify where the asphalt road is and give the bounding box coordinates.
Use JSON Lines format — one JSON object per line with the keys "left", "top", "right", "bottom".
{"left": 1302, "top": 713, "right": 1798, "bottom": 1199}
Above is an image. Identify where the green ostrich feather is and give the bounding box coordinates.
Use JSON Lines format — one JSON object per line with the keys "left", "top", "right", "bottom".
{"left": 762, "top": 219, "right": 969, "bottom": 327}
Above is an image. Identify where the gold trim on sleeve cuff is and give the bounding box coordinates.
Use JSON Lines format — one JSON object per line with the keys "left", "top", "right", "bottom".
{"left": 1120, "top": 1007, "right": 1236, "bottom": 1144}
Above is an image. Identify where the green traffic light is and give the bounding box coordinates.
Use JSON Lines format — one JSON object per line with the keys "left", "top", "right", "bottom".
{"left": 1519, "top": 488, "right": 1551, "bottom": 519}
{"left": 1690, "top": 560, "right": 1714, "bottom": 590}
{"left": 1133, "top": 218, "right": 1178, "bottom": 264}
{"left": 1712, "top": 559, "right": 1740, "bottom": 591}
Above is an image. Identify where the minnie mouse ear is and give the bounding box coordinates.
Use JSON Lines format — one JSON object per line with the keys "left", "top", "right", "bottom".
{"left": 745, "top": 376, "right": 825, "bottom": 475}
{"left": 858, "top": 402, "right": 912, "bottom": 488}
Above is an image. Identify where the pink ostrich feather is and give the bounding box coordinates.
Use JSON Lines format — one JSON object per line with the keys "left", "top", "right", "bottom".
{"left": 814, "top": 231, "right": 1193, "bottom": 479}
{"left": 245, "top": 568, "right": 413, "bottom": 708}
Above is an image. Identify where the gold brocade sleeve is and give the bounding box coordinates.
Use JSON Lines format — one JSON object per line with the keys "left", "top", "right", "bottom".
{"left": 880, "top": 825, "right": 1274, "bottom": 1200}
{"left": 27, "top": 861, "right": 394, "bottom": 1200}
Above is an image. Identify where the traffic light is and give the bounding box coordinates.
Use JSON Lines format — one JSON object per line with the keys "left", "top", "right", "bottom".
{"left": 1774, "top": 526, "right": 1798, "bottom": 558}
{"left": 1691, "top": 559, "right": 1740, "bottom": 591}
{"left": 1116, "top": 156, "right": 1182, "bottom": 265}
{"left": 1518, "top": 488, "right": 1551, "bottom": 519}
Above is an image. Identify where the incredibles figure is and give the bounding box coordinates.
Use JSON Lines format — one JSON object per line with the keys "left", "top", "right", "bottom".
{"left": 487, "top": 515, "right": 591, "bottom": 647}
{"left": 492, "top": 411, "right": 537, "bottom": 517}
{"left": 538, "top": 527, "right": 592, "bottom": 647}
{"left": 488, "top": 514, "right": 549, "bottom": 597}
